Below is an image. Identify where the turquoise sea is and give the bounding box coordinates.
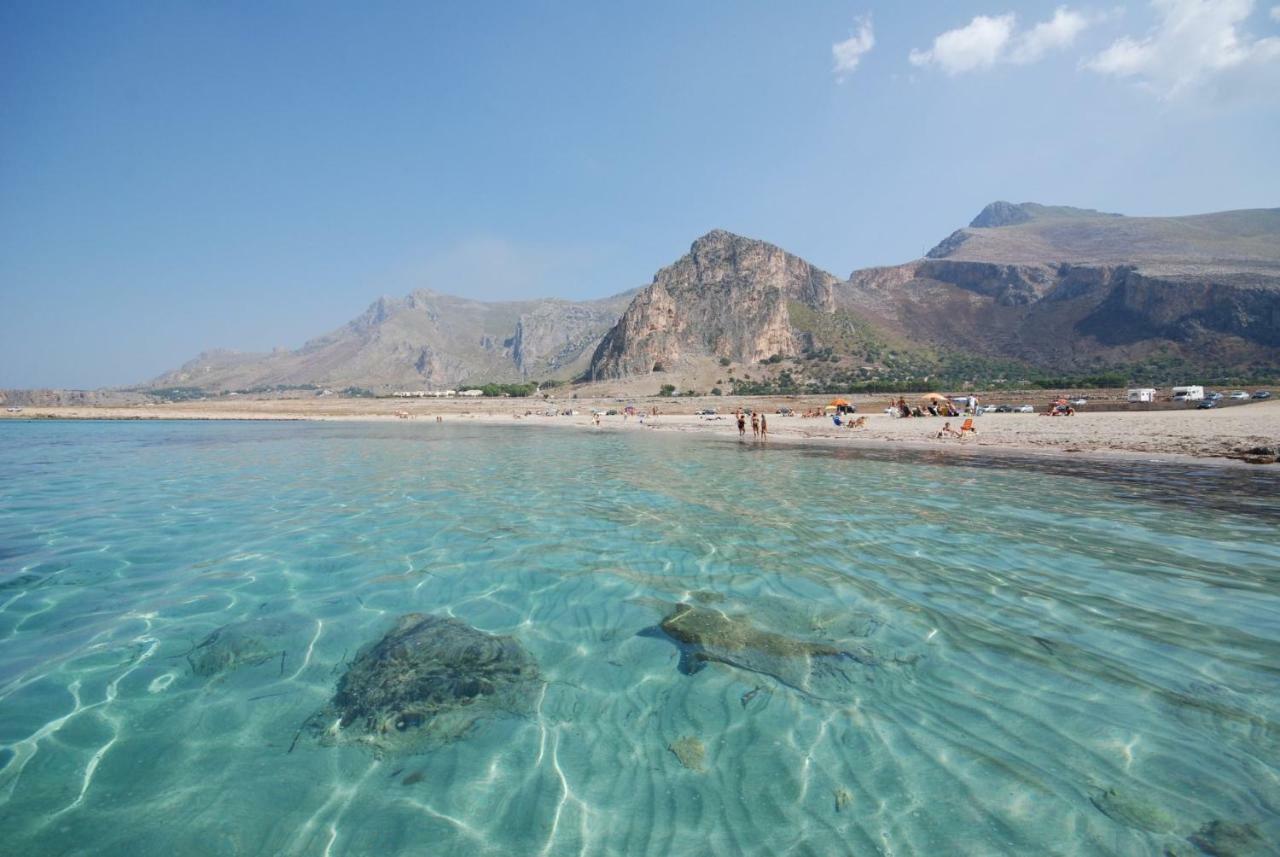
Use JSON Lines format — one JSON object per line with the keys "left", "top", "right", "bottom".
{"left": 1, "top": 420, "right": 1277, "bottom": 856}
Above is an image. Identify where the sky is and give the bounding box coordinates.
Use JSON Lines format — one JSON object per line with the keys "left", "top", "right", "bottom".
{"left": 2, "top": 1, "right": 1278, "bottom": 389}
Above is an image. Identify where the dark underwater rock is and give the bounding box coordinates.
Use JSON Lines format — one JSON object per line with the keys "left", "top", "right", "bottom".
{"left": 189, "top": 617, "right": 304, "bottom": 677}
{"left": 641, "top": 602, "right": 881, "bottom": 699}
{"left": 1088, "top": 786, "right": 1179, "bottom": 834}
{"left": 306, "top": 613, "right": 540, "bottom": 755}
{"left": 1187, "top": 820, "right": 1265, "bottom": 856}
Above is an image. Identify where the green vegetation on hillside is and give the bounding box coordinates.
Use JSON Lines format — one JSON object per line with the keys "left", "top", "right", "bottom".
{"left": 150, "top": 387, "right": 210, "bottom": 402}
{"left": 476, "top": 382, "right": 539, "bottom": 397}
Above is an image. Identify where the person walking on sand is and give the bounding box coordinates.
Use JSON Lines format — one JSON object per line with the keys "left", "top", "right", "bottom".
{"left": 737, "top": 411, "right": 747, "bottom": 439}
{"left": 751, "top": 411, "right": 760, "bottom": 438}
{"left": 759, "top": 412, "right": 768, "bottom": 439}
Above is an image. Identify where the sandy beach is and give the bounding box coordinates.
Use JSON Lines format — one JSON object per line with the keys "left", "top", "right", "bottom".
{"left": 5, "top": 394, "right": 1277, "bottom": 466}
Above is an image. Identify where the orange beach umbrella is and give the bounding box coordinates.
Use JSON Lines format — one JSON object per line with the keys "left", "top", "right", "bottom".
{"left": 829, "top": 398, "right": 850, "bottom": 407}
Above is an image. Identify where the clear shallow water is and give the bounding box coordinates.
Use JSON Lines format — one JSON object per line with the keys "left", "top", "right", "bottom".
{"left": 0, "top": 420, "right": 1277, "bottom": 857}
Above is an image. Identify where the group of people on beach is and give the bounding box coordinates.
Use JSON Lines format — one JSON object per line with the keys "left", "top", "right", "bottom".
{"left": 889, "top": 395, "right": 975, "bottom": 419}
{"left": 735, "top": 407, "right": 766, "bottom": 440}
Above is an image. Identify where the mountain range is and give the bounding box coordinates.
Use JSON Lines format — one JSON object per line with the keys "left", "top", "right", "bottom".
{"left": 150, "top": 202, "right": 1280, "bottom": 393}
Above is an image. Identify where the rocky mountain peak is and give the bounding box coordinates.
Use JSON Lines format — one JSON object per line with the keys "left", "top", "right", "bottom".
{"left": 970, "top": 201, "right": 1034, "bottom": 228}
{"left": 586, "top": 231, "right": 842, "bottom": 379}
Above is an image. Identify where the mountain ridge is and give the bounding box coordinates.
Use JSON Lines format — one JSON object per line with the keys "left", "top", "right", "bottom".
{"left": 150, "top": 203, "right": 1280, "bottom": 392}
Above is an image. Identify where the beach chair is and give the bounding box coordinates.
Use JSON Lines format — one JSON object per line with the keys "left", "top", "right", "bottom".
{"left": 959, "top": 418, "right": 976, "bottom": 437}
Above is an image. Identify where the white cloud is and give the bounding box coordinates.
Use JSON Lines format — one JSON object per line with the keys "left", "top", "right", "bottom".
{"left": 1085, "top": 0, "right": 1280, "bottom": 98}
{"left": 909, "top": 7, "right": 1091, "bottom": 75}
{"left": 1010, "top": 7, "right": 1092, "bottom": 63}
{"left": 909, "top": 14, "right": 1015, "bottom": 74}
{"left": 1272, "top": 4, "right": 1280, "bottom": 22}
{"left": 832, "top": 16, "right": 875, "bottom": 79}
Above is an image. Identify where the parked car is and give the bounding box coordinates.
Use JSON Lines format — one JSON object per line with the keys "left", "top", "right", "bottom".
{"left": 1252, "top": 391, "right": 1272, "bottom": 400}
{"left": 1229, "top": 391, "right": 1249, "bottom": 400}
{"left": 993, "top": 405, "right": 1015, "bottom": 413}
{"left": 1069, "top": 398, "right": 1088, "bottom": 406}
{"left": 1015, "top": 405, "right": 1035, "bottom": 413}
{"left": 1206, "top": 391, "right": 1223, "bottom": 401}
{"left": 776, "top": 407, "right": 794, "bottom": 416}
{"left": 1197, "top": 399, "right": 1218, "bottom": 409}
{"left": 605, "top": 409, "right": 618, "bottom": 415}
{"left": 696, "top": 408, "right": 717, "bottom": 415}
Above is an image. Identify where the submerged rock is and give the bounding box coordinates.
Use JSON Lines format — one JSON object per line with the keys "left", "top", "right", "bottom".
{"left": 639, "top": 602, "right": 881, "bottom": 699}
{"left": 305, "top": 613, "right": 540, "bottom": 755}
{"left": 1187, "top": 820, "right": 1265, "bottom": 857}
{"left": 188, "top": 616, "right": 304, "bottom": 677}
{"left": 1088, "top": 786, "right": 1180, "bottom": 834}
{"left": 668, "top": 736, "right": 706, "bottom": 772}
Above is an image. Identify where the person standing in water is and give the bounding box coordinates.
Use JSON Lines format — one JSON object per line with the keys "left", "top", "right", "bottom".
{"left": 759, "top": 412, "right": 768, "bottom": 438}
{"left": 737, "top": 411, "right": 747, "bottom": 439}
{"left": 751, "top": 411, "right": 760, "bottom": 438}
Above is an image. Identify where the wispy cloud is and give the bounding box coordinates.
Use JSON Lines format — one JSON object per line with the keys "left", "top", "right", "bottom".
{"left": 1009, "top": 7, "right": 1092, "bottom": 63}
{"left": 832, "top": 16, "right": 875, "bottom": 80}
{"left": 1271, "top": 4, "right": 1280, "bottom": 22}
{"left": 909, "top": 7, "right": 1092, "bottom": 75}
{"left": 1084, "top": 0, "right": 1280, "bottom": 99}
{"left": 909, "top": 13, "right": 1014, "bottom": 74}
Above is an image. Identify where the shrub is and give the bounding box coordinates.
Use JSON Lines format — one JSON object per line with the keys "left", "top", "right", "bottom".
{"left": 658, "top": 384, "right": 676, "bottom": 397}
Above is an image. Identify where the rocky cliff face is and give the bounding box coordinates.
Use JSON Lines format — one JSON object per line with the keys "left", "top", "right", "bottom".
{"left": 587, "top": 230, "right": 840, "bottom": 378}
{"left": 152, "top": 289, "right": 634, "bottom": 391}
{"left": 150, "top": 203, "right": 1280, "bottom": 393}
{"left": 560, "top": 206, "right": 1280, "bottom": 382}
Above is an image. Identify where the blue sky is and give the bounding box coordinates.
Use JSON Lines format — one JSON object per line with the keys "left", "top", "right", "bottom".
{"left": 3, "top": 1, "right": 1278, "bottom": 388}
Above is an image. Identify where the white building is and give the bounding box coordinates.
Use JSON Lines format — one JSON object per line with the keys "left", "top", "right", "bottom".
{"left": 1127, "top": 388, "right": 1156, "bottom": 403}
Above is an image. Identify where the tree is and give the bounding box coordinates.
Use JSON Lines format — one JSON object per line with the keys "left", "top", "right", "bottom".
{"left": 658, "top": 384, "right": 676, "bottom": 397}
{"left": 718, "top": 356, "right": 731, "bottom": 367}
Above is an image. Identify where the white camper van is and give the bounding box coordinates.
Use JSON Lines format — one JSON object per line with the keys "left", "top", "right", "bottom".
{"left": 1127, "top": 388, "right": 1156, "bottom": 403}
{"left": 1171, "top": 385, "right": 1204, "bottom": 402}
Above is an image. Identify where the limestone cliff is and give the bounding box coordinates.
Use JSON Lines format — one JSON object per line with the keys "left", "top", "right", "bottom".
{"left": 152, "top": 289, "right": 635, "bottom": 391}
{"left": 587, "top": 230, "right": 840, "bottom": 378}
{"left": 150, "top": 203, "right": 1280, "bottom": 393}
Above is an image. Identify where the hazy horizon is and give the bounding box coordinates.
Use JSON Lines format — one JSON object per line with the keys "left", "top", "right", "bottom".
{"left": 4, "top": 1, "right": 1279, "bottom": 389}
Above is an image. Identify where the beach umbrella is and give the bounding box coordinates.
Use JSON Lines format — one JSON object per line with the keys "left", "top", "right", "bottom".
{"left": 829, "top": 398, "right": 850, "bottom": 407}
{"left": 919, "top": 392, "right": 950, "bottom": 402}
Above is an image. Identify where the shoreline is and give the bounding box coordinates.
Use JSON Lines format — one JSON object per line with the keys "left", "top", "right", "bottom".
{"left": 4, "top": 397, "right": 1278, "bottom": 468}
